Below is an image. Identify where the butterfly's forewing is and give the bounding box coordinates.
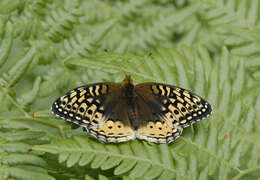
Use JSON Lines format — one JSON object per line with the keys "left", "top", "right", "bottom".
{"left": 134, "top": 83, "right": 212, "bottom": 144}
{"left": 51, "top": 83, "right": 135, "bottom": 143}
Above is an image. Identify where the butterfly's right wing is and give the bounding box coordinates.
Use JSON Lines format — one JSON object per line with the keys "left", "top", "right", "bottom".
{"left": 52, "top": 82, "right": 135, "bottom": 143}
{"left": 134, "top": 95, "right": 183, "bottom": 144}
{"left": 134, "top": 85, "right": 183, "bottom": 144}
{"left": 134, "top": 83, "right": 212, "bottom": 144}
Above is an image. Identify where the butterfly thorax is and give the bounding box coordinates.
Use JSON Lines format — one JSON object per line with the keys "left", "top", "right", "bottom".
{"left": 121, "top": 75, "right": 135, "bottom": 102}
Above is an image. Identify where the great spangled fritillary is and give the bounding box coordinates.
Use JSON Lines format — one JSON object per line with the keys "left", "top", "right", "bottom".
{"left": 51, "top": 75, "right": 212, "bottom": 144}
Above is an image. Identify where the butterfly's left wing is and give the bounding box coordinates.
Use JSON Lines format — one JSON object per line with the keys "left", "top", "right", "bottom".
{"left": 134, "top": 83, "right": 212, "bottom": 144}
{"left": 52, "top": 83, "right": 135, "bottom": 143}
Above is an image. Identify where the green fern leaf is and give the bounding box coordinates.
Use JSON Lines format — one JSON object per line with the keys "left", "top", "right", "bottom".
{"left": 0, "top": 1, "right": 260, "bottom": 179}
{"left": 2, "top": 165, "right": 55, "bottom": 180}
{"left": 0, "top": 22, "right": 13, "bottom": 68}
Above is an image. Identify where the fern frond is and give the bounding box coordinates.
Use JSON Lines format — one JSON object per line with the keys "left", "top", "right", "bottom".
{"left": 114, "top": 0, "right": 149, "bottom": 23}
{"left": 126, "top": 3, "right": 199, "bottom": 52}
{"left": 200, "top": 0, "right": 260, "bottom": 70}
{"left": 79, "top": 1, "right": 110, "bottom": 23}
{"left": 35, "top": 47, "right": 260, "bottom": 179}
{"left": 0, "top": 1, "right": 259, "bottom": 179}
{"left": 41, "top": 4, "right": 83, "bottom": 42}
{"left": 59, "top": 18, "right": 116, "bottom": 59}
{"left": 10, "top": 8, "right": 38, "bottom": 40}
{"left": 33, "top": 136, "right": 190, "bottom": 179}
{"left": 65, "top": 51, "right": 178, "bottom": 83}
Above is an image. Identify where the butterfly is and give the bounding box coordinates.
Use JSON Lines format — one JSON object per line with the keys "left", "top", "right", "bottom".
{"left": 51, "top": 75, "right": 212, "bottom": 144}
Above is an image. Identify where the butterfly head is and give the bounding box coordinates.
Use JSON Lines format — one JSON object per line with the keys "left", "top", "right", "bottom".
{"left": 123, "top": 75, "right": 133, "bottom": 86}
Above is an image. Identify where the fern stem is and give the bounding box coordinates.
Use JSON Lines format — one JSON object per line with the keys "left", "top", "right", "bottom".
{"left": 232, "top": 165, "right": 260, "bottom": 180}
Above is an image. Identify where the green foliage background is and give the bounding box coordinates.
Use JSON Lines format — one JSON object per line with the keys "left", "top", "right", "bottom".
{"left": 0, "top": 0, "right": 260, "bottom": 179}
